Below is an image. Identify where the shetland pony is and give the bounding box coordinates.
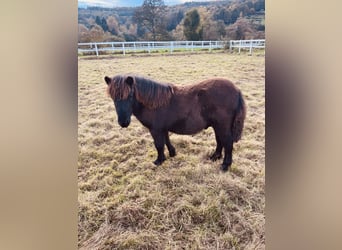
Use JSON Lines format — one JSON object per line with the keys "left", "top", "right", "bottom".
{"left": 104, "top": 74, "right": 246, "bottom": 171}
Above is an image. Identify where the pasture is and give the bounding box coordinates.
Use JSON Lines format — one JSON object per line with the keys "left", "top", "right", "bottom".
{"left": 78, "top": 52, "right": 265, "bottom": 249}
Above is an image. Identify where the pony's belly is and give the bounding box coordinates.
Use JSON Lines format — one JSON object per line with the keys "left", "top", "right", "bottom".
{"left": 168, "top": 118, "right": 207, "bottom": 135}
{"left": 169, "top": 127, "right": 203, "bottom": 135}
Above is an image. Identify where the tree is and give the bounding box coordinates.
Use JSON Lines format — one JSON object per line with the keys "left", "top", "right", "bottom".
{"left": 166, "top": 10, "right": 184, "bottom": 31}
{"left": 89, "top": 24, "right": 105, "bottom": 42}
{"left": 101, "top": 17, "right": 109, "bottom": 32}
{"left": 78, "top": 24, "right": 91, "bottom": 42}
{"left": 214, "top": 8, "right": 232, "bottom": 25}
{"left": 134, "top": 0, "right": 167, "bottom": 41}
{"left": 95, "top": 16, "right": 102, "bottom": 26}
{"left": 225, "top": 18, "right": 255, "bottom": 40}
{"left": 216, "top": 20, "right": 226, "bottom": 39}
{"left": 183, "top": 9, "right": 203, "bottom": 41}
{"left": 254, "top": 0, "right": 265, "bottom": 12}
{"left": 95, "top": 16, "right": 109, "bottom": 32}
{"left": 231, "top": 8, "right": 240, "bottom": 24}
{"left": 106, "top": 16, "right": 119, "bottom": 35}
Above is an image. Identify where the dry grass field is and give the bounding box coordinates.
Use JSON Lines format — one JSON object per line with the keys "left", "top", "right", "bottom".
{"left": 78, "top": 52, "right": 265, "bottom": 249}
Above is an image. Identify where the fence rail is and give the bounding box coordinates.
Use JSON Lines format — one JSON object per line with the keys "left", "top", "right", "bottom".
{"left": 78, "top": 39, "right": 265, "bottom": 56}
{"left": 229, "top": 39, "right": 265, "bottom": 54}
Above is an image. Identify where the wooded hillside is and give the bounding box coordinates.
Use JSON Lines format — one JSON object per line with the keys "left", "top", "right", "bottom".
{"left": 78, "top": 0, "right": 265, "bottom": 42}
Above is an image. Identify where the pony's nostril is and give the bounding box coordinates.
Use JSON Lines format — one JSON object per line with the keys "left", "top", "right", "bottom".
{"left": 119, "top": 120, "right": 130, "bottom": 128}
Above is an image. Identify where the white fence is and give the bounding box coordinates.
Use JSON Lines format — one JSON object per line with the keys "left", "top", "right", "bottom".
{"left": 229, "top": 39, "right": 265, "bottom": 54}
{"left": 78, "top": 39, "right": 265, "bottom": 56}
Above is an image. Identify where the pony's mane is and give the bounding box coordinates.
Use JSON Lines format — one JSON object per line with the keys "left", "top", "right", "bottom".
{"left": 134, "top": 76, "right": 174, "bottom": 109}
{"left": 107, "top": 75, "right": 131, "bottom": 100}
{"left": 107, "top": 75, "right": 174, "bottom": 109}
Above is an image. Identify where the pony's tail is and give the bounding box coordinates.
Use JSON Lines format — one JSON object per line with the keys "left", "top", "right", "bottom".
{"left": 232, "top": 91, "right": 246, "bottom": 142}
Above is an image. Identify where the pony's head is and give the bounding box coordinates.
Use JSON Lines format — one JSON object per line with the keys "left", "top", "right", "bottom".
{"left": 105, "top": 75, "right": 134, "bottom": 128}
{"left": 105, "top": 74, "right": 174, "bottom": 127}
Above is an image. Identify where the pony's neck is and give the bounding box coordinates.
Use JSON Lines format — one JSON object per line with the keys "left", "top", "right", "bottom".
{"left": 132, "top": 95, "right": 145, "bottom": 117}
{"left": 132, "top": 96, "right": 153, "bottom": 129}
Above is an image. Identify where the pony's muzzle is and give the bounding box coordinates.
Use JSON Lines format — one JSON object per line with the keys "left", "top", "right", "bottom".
{"left": 118, "top": 119, "right": 130, "bottom": 128}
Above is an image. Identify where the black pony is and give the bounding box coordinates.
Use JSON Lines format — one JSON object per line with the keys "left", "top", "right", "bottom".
{"left": 105, "top": 74, "right": 246, "bottom": 171}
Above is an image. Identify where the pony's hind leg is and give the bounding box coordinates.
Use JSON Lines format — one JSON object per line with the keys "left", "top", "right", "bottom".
{"left": 221, "top": 138, "right": 234, "bottom": 172}
{"left": 165, "top": 132, "right": 176, "bottom": 157}
{"left": 210, "top": 128, "right": 223, "bottom": 161}
{"left": 212, "top": 125, "right": 234, "bottom": 171}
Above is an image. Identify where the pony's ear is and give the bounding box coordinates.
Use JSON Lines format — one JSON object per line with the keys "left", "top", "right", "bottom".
{"left": 104, "top": 76, "right": 111, "bottom": 85}
{"left": 125, "top": 76, "right": 134, "bottom": 87}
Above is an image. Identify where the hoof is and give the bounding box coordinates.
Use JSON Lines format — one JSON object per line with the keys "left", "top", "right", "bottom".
{"left": 153, "top": 158, "right": 165, "bottom": 166}
{"left": 210, "top": 152, "right": 222, "bottom": 161}
{"left": 169, "top": 149, "right": 176, "bottom": 157}
{"left": 220, "top": 164, "right": 230, "bottom": 172}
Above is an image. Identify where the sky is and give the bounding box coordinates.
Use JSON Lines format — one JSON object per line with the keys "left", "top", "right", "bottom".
{"left": 78, "top": 0, "right": 219, "bottom": 8}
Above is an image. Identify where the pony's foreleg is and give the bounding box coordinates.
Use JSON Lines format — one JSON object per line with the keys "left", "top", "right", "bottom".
{"left": 165, "top": 132, "right": 176, "bottom": 157}
{"left": 150, "top": 130, "right": 166, "bottom": 165}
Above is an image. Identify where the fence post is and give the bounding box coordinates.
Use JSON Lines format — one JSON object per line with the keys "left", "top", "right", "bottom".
{"left": 230, "top": 40, "right": 232, "bottom": 52}
{"left": 249, "top": 40, "right": 252, "bottom": 55}
{"left": 238, "top": 40, "right": 241, "bottom": 54}
{"left": 94, "top": 43, "right": 99, "bottom": 56}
